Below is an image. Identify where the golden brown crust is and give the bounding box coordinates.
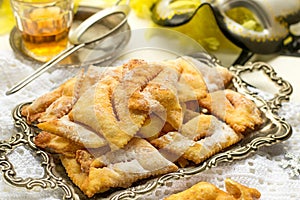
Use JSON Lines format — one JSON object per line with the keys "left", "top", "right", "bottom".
{"left": 112, "top": 62, "right": 163, "bottom": 145}
{"left": 34, "top": 131, "right": 83, "bottom": 157}
{"left": 225, "top": 178, "right": 261, "bottom": 200}
{"left": 22, "top": 70, "right": 84, "bottom": 123}
{"left": 22, "top": 58, "right": 263, "bottom": 198}
{"left": 180, "top": 114, "right": 214, "bottom": 140}
{"left": 169, "top": 57, "right": 208, "bottom": 102}
{"left": 61, "top": 138, "right": 178, "bottom": 197}
{"left": 164, "top": 178, "right": 260, "bottom": 200}
{"left": 199, "top": 89, "right": 263, "bottom": 133}
{"left": 151, "top": 116, "right": 243, "bottom": 164}
{"left": 72, "top": 72, "right": 131, "bottom": 150}
{"left": 37, "top": 116, "right": 107, "bottom": 148}
{"left": 164, "top": 181, "right": 234, "bottom": 200}
{"left": 128, "top": 66, "right": 183, "bottom": 130}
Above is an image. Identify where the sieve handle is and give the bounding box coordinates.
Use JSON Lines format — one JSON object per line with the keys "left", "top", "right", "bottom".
{"left": 6, "top": 43, "right": 85, "bottom": 95}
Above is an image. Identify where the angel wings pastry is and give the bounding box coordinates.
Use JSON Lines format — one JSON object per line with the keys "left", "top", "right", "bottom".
{"left": 21, "top": 56, "right": 263, "bottom": 197}
{"left": 164, "top": 178, "right": 261, "bottom": 200}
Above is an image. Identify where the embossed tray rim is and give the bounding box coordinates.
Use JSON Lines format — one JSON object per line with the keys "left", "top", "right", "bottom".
{"left": 1, "top": 57, "right": 293, "bottom": 200}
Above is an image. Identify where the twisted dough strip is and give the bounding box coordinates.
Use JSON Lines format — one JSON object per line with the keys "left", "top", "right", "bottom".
{"left": 151, "top": 115, "right": 243, "bottom": 164}
{"left": 199, "top": 89, "right": 263, "bottom": 133}
{"left": 128, "top": 65, "right": 182, "bottom": 130}
{"left": 164, "top": 178, "right": 261, "bottom": 200}
{"left": 37, "top": 116, "right": 107, "bottom": 148}
{"left": 60, "top": 138, "right": 178, "bottom": 198}
{"left": 72, "top": 66, "right": 128, "bottom": 150}
{"left": 22, "top": 69, "right": 84, "bottom": 123}
{"left": 111, "top": 61, "right": 164, "bottom": 145}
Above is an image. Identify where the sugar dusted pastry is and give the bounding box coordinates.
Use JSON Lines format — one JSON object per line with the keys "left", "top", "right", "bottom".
{"left": 22, "top": 57, "right": 263, "bottom": 198}
{"left": 37, "top": 116, "right": 107, "bottom": 148}
{"left": 128, "top": 66, "right": 182, "bottom": 129}
{"left": 180, "top": 114, "right": 216, "bottom": 140}
{"left": 164, "top": 178, "right": 261, "bottom": 200}
{"left": 61, "top": 138, "right": 178, "bottom": 197}
{"left": 184, "top": 56, "right": 234, "bottom": 92}
{"left": 167, "top": 57, "right": 208, "bottom": 102}
{"left": 151, "top": 115, "right": 243, "bottom": 164}
{"left": 199, "top": 89, "right": 263, "bottom": 133}
{"left": 72, "top": 68, "right": 132, "bottom": 150}
{"left": 22, "top": 69, "right": 84, "bottom": 123}
{"left": 111, "top": 61, "right": 164, "bottom": 146}
{"left": 34, "top": 131, "right": 84, "bottom": 157}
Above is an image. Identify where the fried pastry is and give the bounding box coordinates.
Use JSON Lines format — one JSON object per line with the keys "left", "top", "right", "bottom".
{"left": 180, "top": 114, "right": 216, "bottom": 140}
{"left": 34, "top": 131, "right": 83, "bottom": 157}
{"left": 166, "top": 56, "right": 233, "bottom": 101}
{"left": 151, "top": 116, "right": 243, "bottom": 164}
{"left": 225, "top": 178, "right": 261, "bottom": 200}
{"left": 71, "top": 68, "right": 129, "bottom": 150}
{"left": 37, "top": 116, "right": 107, "bottom": 148}
{"left": 128, "top": 66, "right": 183, "bottom": 129}
{"left": 184, "top": 56, "right": 233, "bottom": 92}
{"left": 22, "top": 57, "right": 263, "bottom": 198}
{"left": 199, "top": 89, "right": 263, "bottom": 133}
{"left": 168, "top": 57, "right": 208, "bottom": 102}
{"left": 112, "top": 62, "right": 163, "bottom": 143}
{"left": 61, "top": 138, "right": 178, "bottom": 197}
{"left": 22, "top": 70, "right": 84, "bottom": 123}
{"left": 164, "top": 178, "right": 261, "bottom": 200}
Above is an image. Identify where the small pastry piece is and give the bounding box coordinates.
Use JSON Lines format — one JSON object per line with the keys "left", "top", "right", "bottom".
{"left": 77, "top": 65, "right": 124, "bottom": 96}
{"left": 164, "top": 181, "right": 235, "bottom": 200}
{"left": 138, "top": 113, "right": 165, "bottom": 140}
{"left": 21, "top": 83, "right": 66, "bottom": 123}
{"left": 199, "top": 89, "right": 263, "bottom": 133}
{"left": 34, "top": 131, "right": 83, "bottom": 157}
{"left": 167, "top": 57, "right": 208, "bottom": 102}
{"left": 61, "top": 138, "right": 178, "bottom": 198}
{"left": 225, "top": 178, "right": 261, "bottom": 200}
{"left": 183, "top": 56, "right": 233, "bottom": 92}
{"left": 144, "top": 67, "right": 182, "bottom": 130}
{"left": 167, "top": 56, "right": 233, "bottom": 102}
{"left": 151, "top": 117, "right": 243, "bottom": 164}
{"left": 72, "top": 68, "right": 129, "bottom": 150}
{"left": 38, "top": 95, "right": 77, "bottom": 122}
{"left": 37, "top": 116, "right": 108, "bottom": 148}
{"left": 164, "top": 178, "right": 261, "bottom": 200}
{"left": 129, "top": 66, "right": 183, "bottom": 129}
{"left": 22, "top": 69, "right": 84, "bottom": 123}
{"left": 112, "top": 62, "right": 163, "bottom": 141}
{"left": 180, "top": 114, "right": 216, "bottom": 141}
{"left": 151, "top": 131, "right": 194, "bottom": 162}
{"left": 76, "top": 150, "right": 95, "bottom": 173}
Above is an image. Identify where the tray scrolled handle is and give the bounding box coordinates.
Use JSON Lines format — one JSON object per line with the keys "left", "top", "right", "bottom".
{"left": 229, "top": 61, "right": 293, "bottom": 114}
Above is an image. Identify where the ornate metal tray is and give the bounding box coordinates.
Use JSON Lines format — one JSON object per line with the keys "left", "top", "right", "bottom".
{"left": 0, "top": 59, "right": 293, "bottom": 199}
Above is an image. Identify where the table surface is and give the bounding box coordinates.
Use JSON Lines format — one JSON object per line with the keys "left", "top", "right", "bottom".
{"left": 0, "top": 3, "right": 300, "bottom": 200}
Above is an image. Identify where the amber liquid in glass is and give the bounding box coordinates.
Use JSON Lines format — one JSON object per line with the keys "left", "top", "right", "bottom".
{"left": 19, "top": 6, "right": 71, "bottom": 62}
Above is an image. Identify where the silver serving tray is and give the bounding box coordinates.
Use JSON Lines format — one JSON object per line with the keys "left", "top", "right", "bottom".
{"left": 0, "top": 58, "right": 293, "bottom": 199}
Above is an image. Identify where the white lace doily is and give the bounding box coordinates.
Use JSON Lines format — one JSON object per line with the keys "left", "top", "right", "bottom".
{"left": 0, "top": 53, "right": 299, "bottom": 200}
